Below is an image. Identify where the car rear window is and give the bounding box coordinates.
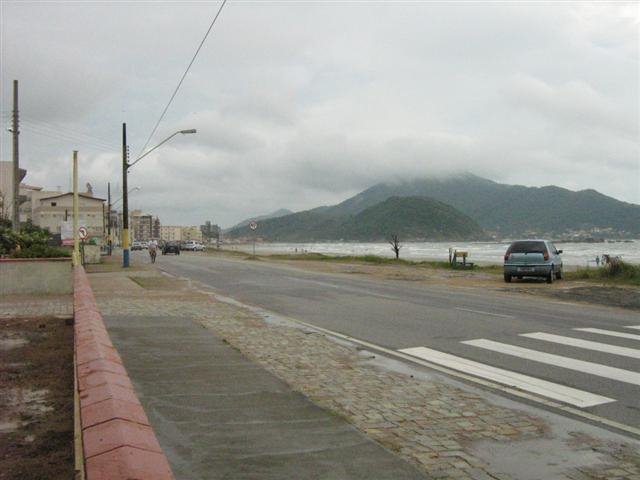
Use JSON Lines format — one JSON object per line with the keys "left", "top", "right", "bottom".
{"left": 506, "top": 241, "right": 547, "bottom": 254}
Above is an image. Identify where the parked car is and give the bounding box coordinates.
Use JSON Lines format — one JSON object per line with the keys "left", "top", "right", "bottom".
{"left": 131, "top": 241, "right": 144, "bottom": 251}
{"left": 503, "top": 240, "right": 563, "bottom": 284}
{"left": 162, "top": 241, "right": 181, "bottom": 255}
{"left": 181, "top": 240, "right": 205, "bottom": 251}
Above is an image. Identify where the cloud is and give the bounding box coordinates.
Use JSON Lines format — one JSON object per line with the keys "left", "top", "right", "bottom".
{"left": 1, "top": 2, "right": 637, "bottom": 228}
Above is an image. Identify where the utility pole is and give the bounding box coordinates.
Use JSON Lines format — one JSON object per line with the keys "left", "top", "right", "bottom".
{"left": 12, "top": 80, "right": 20, "bottom": 231}
{"left": 72, "top": 151, "right": 80, "bottom": 266}
{"left": 107, "top": 182, "right": 112, "bottom": 255}
{"left": 122, "top": 123, "right": 130, "bottom": 268}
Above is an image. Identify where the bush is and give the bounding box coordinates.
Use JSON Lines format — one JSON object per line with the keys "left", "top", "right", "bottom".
{"left": 0, "top": 219, "right": 69, "bottom": 258}
{"left": 570, "top": 261, "right": 640, "bottom": 286}
{"left": 12, "top": 244, "right": 71, "bottom": 258}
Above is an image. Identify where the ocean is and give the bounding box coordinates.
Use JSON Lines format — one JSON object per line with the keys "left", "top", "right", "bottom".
{"left": 224, "top": 240, "right": 640, "bottom": 267}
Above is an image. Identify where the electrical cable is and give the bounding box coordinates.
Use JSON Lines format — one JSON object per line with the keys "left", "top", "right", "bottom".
{"left": 136, "top": 0, "right": 228, "bottom": 158}
{"left": 19, "top": 115, "right": 120, "bottom": 148}
{"left": 20, "top": 124, "right": 117, "bottom": 153}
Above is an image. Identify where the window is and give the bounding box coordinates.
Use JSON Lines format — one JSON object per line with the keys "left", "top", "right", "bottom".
{"left": 51, "top": 202, "right": 57, "bottom": 206}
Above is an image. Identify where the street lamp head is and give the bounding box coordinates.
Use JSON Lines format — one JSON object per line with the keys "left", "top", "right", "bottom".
{"left": 180, "top": 129, "right": 197, "bottom": 134}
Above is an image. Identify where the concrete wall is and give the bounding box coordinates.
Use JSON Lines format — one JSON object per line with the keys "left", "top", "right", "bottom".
{"left": 0, "top": 258, "right": 73, "bottom": 295}
{"left": 83, "top": 245, "right": 101, "bottom": 265}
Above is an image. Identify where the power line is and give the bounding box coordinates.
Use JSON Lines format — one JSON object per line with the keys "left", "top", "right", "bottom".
{"left": 136, "top": 0, "right": 228, "bottom": 158}
{"left": 19, "top": 123, "right": 117, "bottom": 153}
{"left": 19, "top": 115, "right": 120, "bottom": 148}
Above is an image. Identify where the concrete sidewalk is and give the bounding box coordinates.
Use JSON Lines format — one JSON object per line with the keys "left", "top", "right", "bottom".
{"left": 88, "top": 269, "right": 426, "bottom": 480}
{"left": 86, "top": 261, "right": 640, "bottom": 480}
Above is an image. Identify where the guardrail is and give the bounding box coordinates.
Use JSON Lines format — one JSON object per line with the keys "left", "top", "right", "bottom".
{"left": 74, "top": 266, "right": 174, "bottom": 479}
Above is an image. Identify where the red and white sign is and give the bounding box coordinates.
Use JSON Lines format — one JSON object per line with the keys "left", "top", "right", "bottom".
{"left": 79, "top": 226, "right": 88, "bottom": 240}
{"left": 249, "top": 221, "right": 258, "bottom": 231}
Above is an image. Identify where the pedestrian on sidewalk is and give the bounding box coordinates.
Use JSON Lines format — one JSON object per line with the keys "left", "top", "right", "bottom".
{"left": 149, "top": 240, "right": 158, "bottom": 264}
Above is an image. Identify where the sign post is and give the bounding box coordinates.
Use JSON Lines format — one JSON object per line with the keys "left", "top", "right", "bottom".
{"left": 79, "top": 226, "right": 88, "bottom": 265}
{"left": 249, "top": 221, "right": 258, "bottom": 257}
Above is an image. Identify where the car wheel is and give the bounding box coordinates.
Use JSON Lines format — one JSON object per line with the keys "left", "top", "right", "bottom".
{"left": 504, "top": 273, "right": 512, "bottom": 283}
{"left": 517, "top": 276, "right": 523, "bottom": 280}
{"left": 547, "top": 267, "right": 554, "bottom": 284}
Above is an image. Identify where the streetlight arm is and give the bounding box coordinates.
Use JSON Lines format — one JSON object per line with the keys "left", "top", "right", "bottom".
{"left": 111, "top": 186, "right": 140, "bottom": 207}
{"left": 127, "top": 129, "right": 196, "bottom": 170}
{"left": 128, "top": 132, "right": 179, "bottom": 169}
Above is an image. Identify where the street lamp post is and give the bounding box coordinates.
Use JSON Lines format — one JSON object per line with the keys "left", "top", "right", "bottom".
{"left": 122, "top": 125, "right": 196, "bottom": 267}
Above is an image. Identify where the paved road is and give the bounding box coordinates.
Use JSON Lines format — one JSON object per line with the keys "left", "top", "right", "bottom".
{"left": 154, "top": 252, "right": 640, "bottom": 429}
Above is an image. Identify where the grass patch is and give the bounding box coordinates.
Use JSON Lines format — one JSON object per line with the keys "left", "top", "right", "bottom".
{"left": 85, "top": 262, "right": 147, "bottom": 273}
{"left": 566, "top": 261, "right": 640, "bottom": 286}
{"left": 264, "top": 252, "right": 502, "bottom": 273}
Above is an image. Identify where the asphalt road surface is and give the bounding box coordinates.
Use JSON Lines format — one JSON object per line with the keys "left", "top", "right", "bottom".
{"left": 153, "top": 252, "right": 640, "bottom": 430}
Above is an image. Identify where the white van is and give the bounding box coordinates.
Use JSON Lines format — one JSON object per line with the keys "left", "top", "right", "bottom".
{"left": 182, "top": 240, "right": 205, "bottom": 252}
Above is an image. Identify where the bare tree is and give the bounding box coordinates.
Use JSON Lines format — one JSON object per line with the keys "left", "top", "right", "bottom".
{"left": 389, "top": 234, "right": 401, "bottom": 260}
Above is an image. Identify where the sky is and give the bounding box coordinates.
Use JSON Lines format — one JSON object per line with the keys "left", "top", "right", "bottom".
{"left": 1, "top": 1, "right": 638, "bottom": 228}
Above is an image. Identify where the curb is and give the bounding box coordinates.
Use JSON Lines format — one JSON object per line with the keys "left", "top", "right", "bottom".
{"left": 73, "top": 265, "right": 174, "bottom": 480}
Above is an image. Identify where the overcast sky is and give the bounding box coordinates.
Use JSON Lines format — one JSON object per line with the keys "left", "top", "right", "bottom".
{"left": 1, "top": 1, "right": 638, "bottom": 227}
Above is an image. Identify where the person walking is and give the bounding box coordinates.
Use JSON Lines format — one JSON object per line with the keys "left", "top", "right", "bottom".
{"left": 148, "top": 239, "right": 158, "bottom": 264}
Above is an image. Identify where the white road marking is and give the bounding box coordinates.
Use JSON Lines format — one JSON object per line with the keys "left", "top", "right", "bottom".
{"left": 399, "top": 346, "right": 614, "bottom": 408}
{"left": 462, "top": 339, "right": 640, "bottom": 386}
{"left": 520, "top": 332, "right": 640, "bottom": 359}
{"left": 625, "top": 325, "right": 640, "bottom": 331}
{"left": 574, "top": 328, "right": 640, "bottom": 341}
{"left": 454, "top": 307, "right": 513, "bottom": 318}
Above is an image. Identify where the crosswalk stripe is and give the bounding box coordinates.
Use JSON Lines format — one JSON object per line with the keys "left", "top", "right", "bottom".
{"left": 520, "top": 332, "right": 640, "bottom": 359}
{"left": 625, "top": 325, "right": 640, "bottom": 331}
{"left": 399, "top": 346, "right": 614, "bottom": 408}
{"left": 574, "top": 328, "right": 640, "bottom": 341}
{"left": 462, "top": 339, "right": 640, "bottom": 386}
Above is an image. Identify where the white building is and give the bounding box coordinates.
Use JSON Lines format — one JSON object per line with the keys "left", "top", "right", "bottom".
{"left": 34, "top": 192, "right": 105, "bottom": 239}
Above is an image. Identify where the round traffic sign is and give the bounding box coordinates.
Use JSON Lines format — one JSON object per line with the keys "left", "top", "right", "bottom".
{"left": 249, "top": 221, "right": 258, "bottom": 231}
{"left": 79, "top": 226, "right": 88, "bottom": 240}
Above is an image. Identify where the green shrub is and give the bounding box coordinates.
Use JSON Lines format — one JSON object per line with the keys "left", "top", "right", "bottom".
{"left": 0, "top": 219, "right": 69, "bottom": 258}
{"left": 569, "top": 261, "right": 640, "bottom": 286}
{"left": 12, "top": 244, "right": 71, "bottom": 258}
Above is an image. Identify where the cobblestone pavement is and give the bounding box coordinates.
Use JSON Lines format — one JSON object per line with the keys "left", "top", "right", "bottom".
{"left": 0, "top": 294, "right": 73, "bottom": 319}
{"left": 90, "top": 269, "right": 640, "bottom": 480}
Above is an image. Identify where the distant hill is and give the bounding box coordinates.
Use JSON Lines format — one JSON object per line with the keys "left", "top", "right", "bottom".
{"left": 226, "top": 174, "right": 640, "bottom": 241}
{"left": 226, "top": 208, "right": 293, "bottom": 232}
{"left": 228, "top": 195, "right": 485, "bottom": 241}
{"left": 342, "top": 196, "right": 485, "bottom": 241}
{"left": 330, "top": 174, "right": 640, "bottom": 237}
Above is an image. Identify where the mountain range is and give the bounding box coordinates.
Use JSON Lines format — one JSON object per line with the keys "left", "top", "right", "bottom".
{"left": 227, "top": 174, "right": 640, "bottom": 241}
{"left": 227, "top": 209, "right": 293, "bottom": 232}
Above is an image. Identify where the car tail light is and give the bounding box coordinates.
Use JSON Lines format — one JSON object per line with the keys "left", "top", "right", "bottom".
{"left": 543, "top": 251, "right": 549, "bottom": 261}
{"left": 504, "top": 254, "right": 509, "bottom": 261}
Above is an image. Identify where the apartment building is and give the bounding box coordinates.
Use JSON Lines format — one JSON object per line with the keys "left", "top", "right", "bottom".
{"left": 182, "top": 226, "right": 203, "bottom": 242}
{"left": 159, "top": 225, "right": 183, "bottom": 242}
{"left": 130, "top": 209, "right": 152, "bottom": 241}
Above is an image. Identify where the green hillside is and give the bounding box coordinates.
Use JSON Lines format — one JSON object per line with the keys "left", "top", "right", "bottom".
{"left": 328, "top": 174, "right": 640, "bottom": 237}
{"left": 228, "top": 195, "right": 485, "bottom": 241}
{"left": 343, "top": 196, "right": 485, "bottom": 241}
{"left": 227, "top": 174, "right": 640, "bottom": 241}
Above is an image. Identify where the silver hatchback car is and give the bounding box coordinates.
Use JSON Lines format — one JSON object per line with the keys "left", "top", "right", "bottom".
{"left": 503, "top": 240, "right": 563, "bottom": 283}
